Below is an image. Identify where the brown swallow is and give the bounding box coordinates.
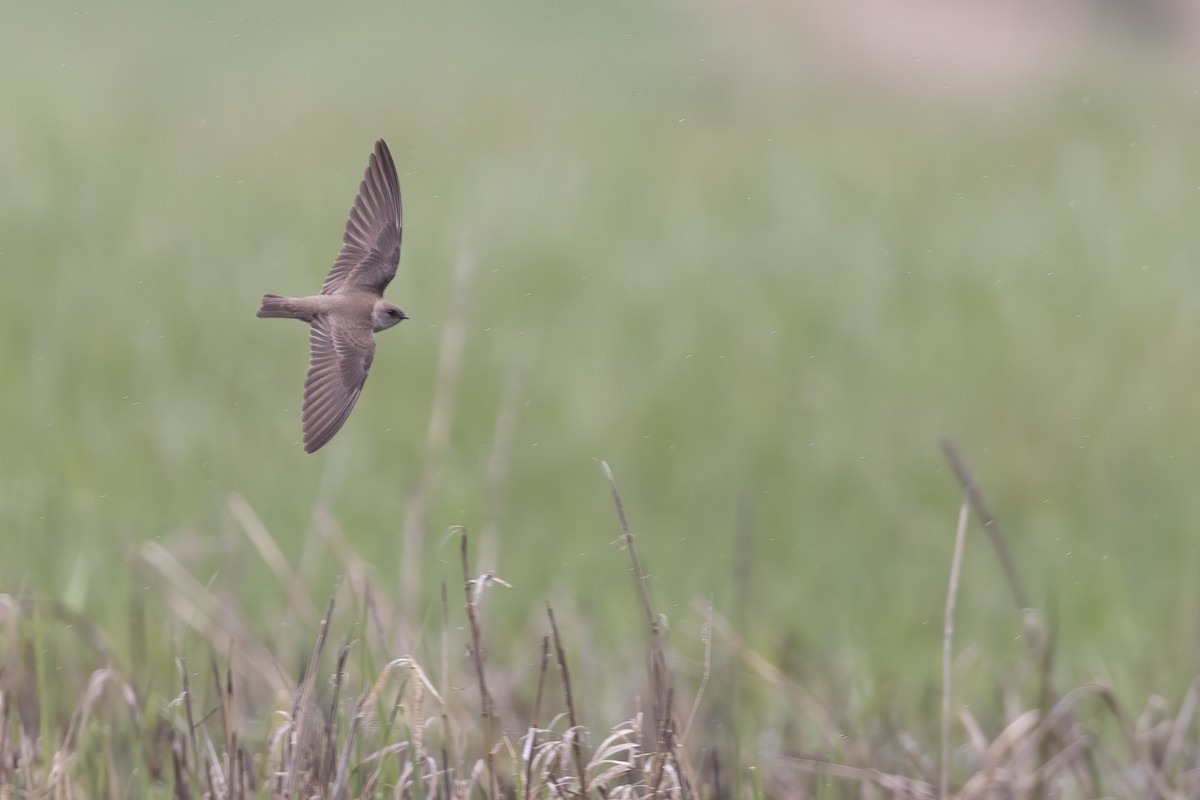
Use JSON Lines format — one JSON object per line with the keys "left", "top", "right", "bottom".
{"left": 257, "top": 139, "right": 408, "bottom": 453}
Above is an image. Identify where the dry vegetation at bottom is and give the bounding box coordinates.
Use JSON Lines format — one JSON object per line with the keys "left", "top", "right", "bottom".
{"left": 2, "top": 453, "right": 1199, "bottom": 800}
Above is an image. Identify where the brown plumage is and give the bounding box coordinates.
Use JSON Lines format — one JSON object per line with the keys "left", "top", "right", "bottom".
{"left": 257, "top": 139, "right": 408, "bottom": 453}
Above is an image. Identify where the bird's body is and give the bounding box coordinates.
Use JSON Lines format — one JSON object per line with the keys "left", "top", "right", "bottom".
{"left": 258, "top": 290, "right": 400, "bottom": 330}
{"left": 257, "top": 139, "right": 407, "bottom": 453}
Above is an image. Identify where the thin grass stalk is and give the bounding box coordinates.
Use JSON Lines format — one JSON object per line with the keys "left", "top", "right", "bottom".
{"left": 201, "top": 732, "right": 218, "bottom": 800}
{"left": 286, "top": 589, "right": 337, "bottom": 797}
{"left": 599, "top": 460, "right": 658, "bottom": 633}
{"left": 330, "top": 691, "right": 367, "bottom": 800}
{"left": 1034, "top": 596, "right": 1059, "bottom": 800}
{"left": 681, "top": 601, "right": 713, "bottom": 748}
{"left": 709, "top": 748, "right": 721, "bottom": 800}
{"left": 439, "top": 578, "right": 458, "bottom": 790}
{"left": 29, "top": 605, "right": 47, "bottom": 795}
{"left": 226, "top": 731, "right": 238, "bottom": 800}
{"left": 461, "top": 530, "right": 497, "bottom": 799}
{"left": 102, "top": 731, "right": 117, "bottom": 800}
{"left": 547, "top": 603, "right": 588, "bottom": 794}
{"left": 524, "top": 636, "right": 551, "bottom": 800}
{"left": 321, "top": 643, "right": 351, "bottom": 784}
{"left": 941, "top": 495, "right": 969, "bottom": 799}
{"left": 170, "top": 731, "right": 188, "bottom": 800}
{"left": 226, "top": 662, "right": 237, "bottom": 793}
{"left": 209, "top": 655, "right": 234, "bottom": 793}
{"left": 600, "top": 460, "right": 670, "bottom": 748}
{"left": 729, "top": 494, "right": 754, "bottom": 784}
{"left": 940, "top": 438, "right": 1030, "bottom": 611}
{"left": 175, "top": 658, "right": 201, "bottom": 790}
{"left": 380, "top": 676, "right": 409, "bottom": 747}
{"left": 441, "top": 743, "right": 452, "bottom": 800}
{"left": 240, "top": 745, "right": 256, "bottom": 798}
{"left": 1163, "top": 677, "right": 1200, "bottom": 778}
{"left": 203, "top": 732, "right": 228, "bottom": 798}
{"left": 649, "top": 685, "right": 676, "bottom": 797}
{"left": 411, "top": 663, "right": 428, "bottom": 799}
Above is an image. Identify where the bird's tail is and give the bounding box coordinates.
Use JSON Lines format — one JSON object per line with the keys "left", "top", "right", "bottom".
{"left": 257, "top": 293, "right": 303, "bottom": 320}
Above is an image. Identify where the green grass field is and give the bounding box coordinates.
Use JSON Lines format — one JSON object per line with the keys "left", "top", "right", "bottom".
{"left": 4, "top": 1, "right": 1200, "bottom": 794}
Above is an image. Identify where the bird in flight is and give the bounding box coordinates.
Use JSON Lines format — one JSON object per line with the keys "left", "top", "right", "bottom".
{"left": 257, "top": 139, "right": 407, "bottom": 453}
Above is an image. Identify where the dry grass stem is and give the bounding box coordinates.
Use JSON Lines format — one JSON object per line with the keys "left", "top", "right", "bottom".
{"left": 600, "top": 460, "right": 672, "bottom": 751}
{"left": 461, "top": 528, "right": 499, "bottom": 799}
{"left": 940, "top": 438, "right": 1030, "bottom": 612}
{"left": 523, "top": 636, "right": 551, "bottom": 800}
{"left": 680, "top": 600, "right": 712, "bottom": 748}
{"left": 547, "top": 602, "right": 588, "bottom": 794}
{"left": 941, "top": 495, "right": 970, "bottom": 798}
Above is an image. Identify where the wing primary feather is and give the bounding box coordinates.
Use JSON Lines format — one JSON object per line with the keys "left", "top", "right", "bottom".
{"left": 300, "top": 316, "right": 376, "bottom": 453}
{"left": 319, "top": 139, "right": 403, "bottom": 296}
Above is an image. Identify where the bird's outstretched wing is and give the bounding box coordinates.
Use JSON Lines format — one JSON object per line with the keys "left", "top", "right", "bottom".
{"left": 301, "top": 316, "right": 376, "bottom": 453}
{"left": 320, "top": 139, "right": 403, "bottom": 296}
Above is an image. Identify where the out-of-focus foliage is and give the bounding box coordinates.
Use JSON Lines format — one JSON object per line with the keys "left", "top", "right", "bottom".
{"left": 2, "top": 0, "right": 1199, "bottom": 713}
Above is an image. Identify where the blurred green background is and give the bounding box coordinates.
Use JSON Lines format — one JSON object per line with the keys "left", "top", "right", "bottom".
{"left": 3, "top": 0, "right": 1200, "bottom": 718}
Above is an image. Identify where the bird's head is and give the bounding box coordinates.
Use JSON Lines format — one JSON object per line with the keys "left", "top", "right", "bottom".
{"left": 372, "top": 300, "right": 409, "bottom": 332}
